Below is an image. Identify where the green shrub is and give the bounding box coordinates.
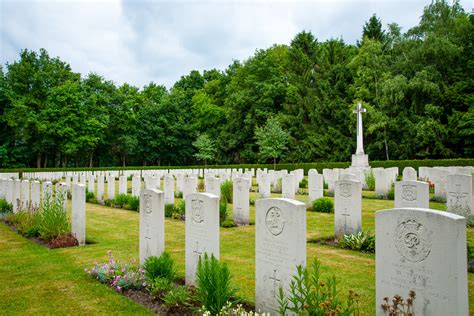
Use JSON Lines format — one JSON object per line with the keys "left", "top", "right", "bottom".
{"left": 0, "top": 199, "right": 13, "bottom": 213}
{"left": 148, "top": 277, "right": 172, "bottom": 300}
{"left": 312, "top": 197, "right": 334, "bottom": 213}
{"left": 162, "top": 285, "right": 189, "bottom": 308}
{"left": 364, "top": 172, "right": 375, "bottom": 191}
{"left": 222, "top": 218, "right": 236, "bottom": 228}
{"left": 143, "top": 252, "right": 176, "bottom": 282}
{"left": 104, "top": 199, "right": 114, "bottom": 207}
{"left": 85, "top": 190, "right": 95, "bottom": 203}
{"left": 299, "top": 178, "right": 308, "bottom": 189}
{"left": 430, "top": 195, "right": 447, "bottom": 203}
{"left": 113, "top": 194, "right": 129, "bottom": 207}
{"left": 219, "top": 196, "right": 228, "bottom": 225}
{"left": 323, "top": 181, "right": 328, "bottom": 190}
{"left": 10, "top": 210, "right": 40, "bottom": 236}
{"left": 164, "top": 203, "right": 175, "bottom": 218}
{"left": 364, "top": 193, "right": 385, "bottom": 200}
{"left": 277, "top": 259, "right": 359, "bottom": 315}
{"left": 220, "top": 180, "right": 233, "bottom": 203}
{"left": 323, "top": 189, "right": 334, "bottom": 197}
{"left": 37, "top": 192, "right": 70, "bottom": 242}
{"left": 386, "top": 183, "right": 395, "bottom": 200}
{"left": 125, "top": 196, "right": 139, "bottom": 211}
{"left": 174, "top": 191, "right": 183, "bottom": 199}
{"left": 195, "top": 253, "right": 237, "bottom": 315}
{"left": 339, "top": 231, "right": 375, "bottom": 253}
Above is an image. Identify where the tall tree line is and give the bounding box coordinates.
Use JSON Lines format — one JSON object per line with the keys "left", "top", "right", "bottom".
{"left": 0, "top": 0, "right": 472, "bottom": 168}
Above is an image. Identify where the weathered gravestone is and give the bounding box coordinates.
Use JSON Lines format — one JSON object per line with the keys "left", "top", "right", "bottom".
{"left": 164, "top": 175, "right": 175, "bottom": 205}
{"left": 183, "top": 176, "right": 198, "bottom": 200}
{"left": 308, "top": 169, "right": 323, "bottom": 205}
{"left": 233, "top": 177, "right": 250, "bottom": 226}
{"left": 132, "top": 175, "right": 141, "bottom": 197}
{"left": 258, "top": 172, "right": 271, "bottom": 199}
{"left": 139, "top": 189, "right": 165, "bottom": 264}
{"left": 334, "top": 179, "right": 362, "bottom": 236}
{"left": 446, "top": 173, "right": 473, "bottom": 216}
{"left": 205, "top": 176, "right": 221, "bottom": 198}
{"left": 374, "top": 169, "right": 391, "bottom": 196}
{"left": 256, "top": 198, "right": 306, "bottom": 314}
{"left": 282, "top": 174, "right": 295, "bottom": 199}
{"left": 119, "top": 175, "right": 127, "bottom": 195}
{"left": 375, "top": 208, "right": 468, "bottom": 315}
{"left": 402, "top": 167, "right": 417, "bottom": 181}
{"left": 185, "top": 193, "right": 219, "bottom": 285}
{"left": 394, "top": 180, "right": 429, "bottom": 209}
{"left": 87, "top": 175, "right": 95, "bottom": 195}
{"left": 72, "top": 183, "right": 86, "bottom": 245}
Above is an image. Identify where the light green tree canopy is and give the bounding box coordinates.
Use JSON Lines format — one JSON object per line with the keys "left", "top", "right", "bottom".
{"left": 255, "top": 117, "right": 290, "bottom": 168}
{"left": 193, "top": 134, "right": 217, "bottom": 166}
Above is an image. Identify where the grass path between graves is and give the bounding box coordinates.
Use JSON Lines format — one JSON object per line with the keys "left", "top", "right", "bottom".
{"left": 1, "top": 196, "right": 473, "bottom": 315}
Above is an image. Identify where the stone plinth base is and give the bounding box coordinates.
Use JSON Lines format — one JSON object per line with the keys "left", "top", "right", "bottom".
{"left": 351, "top": 153, "right": 369, "bottom": 168}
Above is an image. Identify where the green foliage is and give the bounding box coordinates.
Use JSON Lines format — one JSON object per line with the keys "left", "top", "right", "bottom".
{"left": 277, "top": 259, "right": 359, "bottom": 315}
{"left": 430, "top": 195, "right": 447, "bottom": 203}
{"left": 148, "top": 277, "right": 172, "bottom": 300}
{"left": 195, "top": 253, "right": 237, "bottom": 315}
{"left": 255, "top": 117, "right": 289, "bottom": 168}
{"left": 339, "top": 231, "right": 375, "bottom": 253}
{"left": 364, "top": 172, "right": 375, "bottom": 191}
{"left": 86, "top": 190, "right": 96, "bottom": 203}
{"left": 299, "top": 178, "right": 308, "bottom": 189}
{"left": 219, "top": 196, "right": 228, "bottom": 225}
{"left": 0, "top": 199, "right": 12, "bottom": 213}
{"left": 164, "top": 203, "right": 175, "bottom": 218}
{"left": 113, "top": 194, "right": 129, "bottom": 208}
{"left": 125, "top": 196, "right": 139, "bottom": 212}
{"left": 37, "top": 192, "right": 70, "bottom": 242}
{"left": 220, "top": 180, "right": 233, "bottom": 204}
{"left": 193, "top": 134, "right": 217, "bottom": 166}
{"left": 162, "top": 286, "right": 189, "bottom": 308}
{"left": 221, "top": 219, "right": 236, "bottom": 228}
{"left": 386, "top": 184, "right": 395, "bottom": 200}
{"left": 143, "top": 252, "right": 176, "bottom": 282}
{"left": 312, "top": 197, "right": 334, "bottom": 213}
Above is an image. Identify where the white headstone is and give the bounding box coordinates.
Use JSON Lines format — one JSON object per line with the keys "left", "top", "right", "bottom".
{"left": 13, "top": 179, "right": 21, "bottom": 213}
{"left": 107, "top": 176, "right": 115, "bottom": 200}
{"left": 87, "top": 175, "right": 95, "bottom": 195}
{"left": 334, "top": 179, "right": 362, "bottom": 236}
{"left": 119, "top": 175, "right": 127, "bottom": 195}
{"left": 72, "top": 183, "right": 86, "bottom": 245}
{"left": 446, "top": 173, "right": 473, "bottom": 216}
{"left": 139, "top": 189, "right": 165, "bottom": 264}
{"left": 256, "top": 198, "right": 306, "bottom": 314}
{"left": 374, "top": 169, "right": 391, "bottom": 195}
{"left": 394, "top": 180, "right": 429, "bottom": 209}
{"left": 375, "top": 208, "right": 468, "bottom": 315}
{"left": 6, "top": 179, "right": 14, "bottom": 206}
{"left": 206, "top": 176, "right": 221, "bottom": 198}
{"left": 20, "top": 180, "right": 30, "bottom": 210}
{"left": 164, "top": 175, "right": 175, "bottom": 205}
{"left": 282, "top": 174, "right": 295, "bottom": 199}
{"left": 42, "top": 181, "right": 52, "bottom": 206}
{"left": 183, "top": 176, "right": 198, "bottom": 199}
{"left": 308, "top": 170, "right": 323, "bottom": 205}
{"left": 402, "top": 167, "right": 417, "bottom": 181}
{"left": 31, "top": 181, "right": 40, "bottom": 209}
{"left": 97, "top": 175, "right": 104, "bottom": 201}
{"left": 132, "top": 175, "right": 141, "bottom": 197}
{"left": 185, "top": 193, "right": 219, "bottom": 285}
{"left": 56, "top": 183, "right": 68, "bottom": 210}
{"left": 258, "top": 172, "right": 271, "bottom": 199}
{"left": 233, "top": 177, "right": 250, "bottom": 226}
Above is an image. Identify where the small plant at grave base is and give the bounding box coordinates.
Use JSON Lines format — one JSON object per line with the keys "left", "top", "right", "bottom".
{"left": 125, "top": 196, "right": 139, "bottom": 211}
{"left": 429, "top": 195, "right": 447, "bottom": 203}
{"left": 175, "top": 191, "right": 183, "bottom": 199}
{"left": 86, "top": 250, "right": 146, "bottom": 292}
{"left": 172, "top": 199, "right": 185, "bottom": 220}
{"left": 381, "top": 291, "right": 416, "bottom": 316}
{"left": 324, "top": 189, "right": 334, "bottom": 197}
{"left": 205, "top": 302, "right": 269, "bottom": 316}
{"left": 386, "top": 183, "right": 395, "bottom": 200}
{"left": 219, "top": 196, "right": 228, "bottom": 225}
{"left": 85, "top": 190, "right": 95, "bottom": 203}
{"left": 196, "top": 253, "right": 238, "bottom": 315}
{"left": 113, "top": 194, "right": 129, "bottom": 208}
{"left": 312, "top": 197, "right": 334, "bottom": 213}
{"left": 277, "top": 259, "right": 359, "bottom": 316}
{"left": 221, "top": 180, "right": 233, "bottom": 203}
{"left": 323, "top": 181, "right": 329, "bottom": 190}
{"left": 162, "top": 285, "right": 190, "bottom": 308}
{"left": 37, "top": 192, "right": 69, "bottom": 242}
{"left": 0, "top": 198, "right": 13, "bottom": 214}
{"left": 198, "top": 179, "right": 205, "bottom": 191}
{"left": 104, "top": 199, "right": 114, "bottom": 207}
{"left": 339, "top": 231, "right": 375, "bottom": 253}
{"left": 364, "top": 193, "right": 386, "bottom": 200}
{"left": 299, "top": 178, "right": 308, "bottom": 189}
{"left": 365, "top": 172, "right": 375, "bottom": 191}
{"left": 222, "top": 218, "right": 236, "bottom": 228}
{"left": 148, "top": 277, "right": 172, "bottom": 300}
{"left": 143, "top": 252, "right": 176, "bottom": 282}
{"left": 164, "top": 203, "right": 175, "bottom": 218}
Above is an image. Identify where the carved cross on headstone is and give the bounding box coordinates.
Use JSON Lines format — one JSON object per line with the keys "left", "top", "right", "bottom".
{"left": 352, "top": 102, "right": 367, "bottom": 155}
{"left": 145, "top": 224, "right": 152, "bottom": 255}
{"left": 269, "top": 269, "right": 281, "bottom": 298}
{"left": 193, "top": 241, "right": 202, "bottom": 258}
{"left": 342, "top": 208, "right": 351, "bottom": 234}
{"left": 449, "top": 184, "right": 468, "bottom": 209}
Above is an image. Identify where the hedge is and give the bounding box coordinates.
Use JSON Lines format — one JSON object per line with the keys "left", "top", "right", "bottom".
{"left": 0, "top": 158, "right": 472, "bottom": 176}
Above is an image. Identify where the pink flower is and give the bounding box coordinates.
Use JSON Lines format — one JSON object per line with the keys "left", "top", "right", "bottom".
{"left": 109, "top": 270, "right": 114, "bottom": 275}
{"left": 116, "top": 275, "right": 121, "bottom": 280}
{"left": 142, "top": 282, "right": 146, "bottom": 287}
{"left": 117, "top": 286, "right": 121, "bottom": 291}
{"left": 123, "top": 275, "right": 128, "bottom": 280}
{"left": 121, "top": 268, "right": 126, "bottom": 273}
{"left": 113, "top": 281, "right": 117, "bottom": 286}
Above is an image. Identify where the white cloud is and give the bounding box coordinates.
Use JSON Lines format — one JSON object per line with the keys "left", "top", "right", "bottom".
{"left": 1, "top": 0, "right": 471, "bottom": 88}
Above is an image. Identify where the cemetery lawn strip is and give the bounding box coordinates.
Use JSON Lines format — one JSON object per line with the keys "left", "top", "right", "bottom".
{"left": 0, "top": 223, "right": 152, "bottom": 315}
{"left": 1, "top": 197, "right": 473, "bottom": 314}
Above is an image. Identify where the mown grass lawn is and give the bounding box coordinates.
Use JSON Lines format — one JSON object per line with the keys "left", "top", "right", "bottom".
{"left": 1, "top": 188, "right": 473, "bottom": 315}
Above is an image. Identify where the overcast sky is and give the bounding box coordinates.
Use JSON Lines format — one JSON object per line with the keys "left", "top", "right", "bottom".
{"left": 0, "top": 0, "right": 471, "bottom": 88}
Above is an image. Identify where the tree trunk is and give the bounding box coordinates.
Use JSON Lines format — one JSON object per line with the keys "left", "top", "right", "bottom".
{"left": 384, "top": 128, "right": 389, "bottom": 160}
{"left": 44, "top": 154, "right": 48, "bottom": 168}
{"left": 122, "top": 155, "right": 126, "bottom": 167}
{"left": 89, "top": 152, "right": 94, "bottom": 168}
{"left": 36, "top": 154, "right": 42, "bottom": 169}
{"left": 273, "top": 157, "right": 276, "bottom": 170}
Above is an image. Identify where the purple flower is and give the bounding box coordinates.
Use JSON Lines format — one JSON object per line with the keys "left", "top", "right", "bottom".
{"left": 123, "top": 275, "right": 128, "bottom": 280}
{"left": 117, "top": 286, "right": 122, "bottom": 291}
{"left": 116, "top": 275, "right": 121, "bottom": 280}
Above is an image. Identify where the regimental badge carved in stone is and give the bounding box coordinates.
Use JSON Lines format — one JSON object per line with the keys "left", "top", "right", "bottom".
{"left": 191, "top": 199, "right": 204, "bottom": 223}
{"left": 394, "top": 218, "right": 431, "bottom": 262}
{"left": 340, "top": 183, "right": 352, "bottom": 198}
{"left": 402, "top": 185, "right": 417, "bottom": 202}
{"left": 144, "top": 193, "right": 153, "bottom": 214}
{"left": 265, "top": 206, "right": 285, "bottom": 236}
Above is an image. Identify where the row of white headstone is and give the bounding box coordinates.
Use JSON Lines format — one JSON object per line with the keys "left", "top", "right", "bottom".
{"left": 138, "top": 189, "right": 469, "bottom": 315}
